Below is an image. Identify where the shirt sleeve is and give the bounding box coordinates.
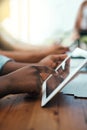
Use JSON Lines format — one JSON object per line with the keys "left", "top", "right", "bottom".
{"left": 0, "top": 55, "right": 13, "bottom": 72}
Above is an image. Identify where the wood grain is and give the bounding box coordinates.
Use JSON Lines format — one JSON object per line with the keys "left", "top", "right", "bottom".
{"left": 0, "top": 93, "right": 87, "bottom": 130}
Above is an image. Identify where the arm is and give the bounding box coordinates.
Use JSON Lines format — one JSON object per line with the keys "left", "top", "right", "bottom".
{"left": 0, "top": 44, "right": 69, "bottom": 63}
{"left": 0, "top": 55, "right": 36, "bottom": 75}
{"left": 1, "top": 53, "right": 67, "bottom": 76}
{"left": 0, "top": 33, "right": 68, "bottom": 52}
{"left": 0, "top": 49, "right": 50, "bottom": 63}
{"left": 0, "top": 35, "right": 48, "bottom": 62}
{"left": 0, "top": 75, "right": 11, "bottom": 98}
{"left": 0, "top": 34, "right": 50, "bottom": 52}
{"left": 0, "top": 54, "right": 67, "bottom": 98}
{"left": 0, "top": 65, "right": 55, "bottom": 98}
{"left": 1, "top": 61, "right": 27, "bottom": 75}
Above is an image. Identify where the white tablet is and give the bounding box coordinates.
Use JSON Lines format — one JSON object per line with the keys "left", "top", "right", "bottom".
{"left": 41, "top": 48, "right": 87, "bottom": 107}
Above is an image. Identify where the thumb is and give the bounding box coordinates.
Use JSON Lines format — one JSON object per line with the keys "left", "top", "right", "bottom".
{"left": 32, "top": 66, "right": 56, "bottom": 74}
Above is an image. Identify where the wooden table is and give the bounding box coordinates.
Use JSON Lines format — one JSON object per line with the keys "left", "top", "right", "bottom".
{"left": 0, "top": 92, "right": 87, "bottom": 130}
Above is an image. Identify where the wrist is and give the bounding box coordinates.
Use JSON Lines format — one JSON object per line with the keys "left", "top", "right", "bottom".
{"left": 0, "top": 75, "right": 11, "bottom": 98}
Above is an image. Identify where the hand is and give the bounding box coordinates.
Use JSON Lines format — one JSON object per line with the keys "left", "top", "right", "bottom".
{"left": 39, "top": 54, "right": 67, "bottom": 69}
{"left": 49, "top": 43, "right": 69, "bottom": 54}
{"left": 7, "top": 65, "right": 55, "bottom": 96}
{"left": 39, "top": 54, "right": 67, "bottom": 80}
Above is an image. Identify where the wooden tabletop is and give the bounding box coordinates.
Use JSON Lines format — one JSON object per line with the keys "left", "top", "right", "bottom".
{"left": 0, "top": 92, "right": 87, "bottom": 130}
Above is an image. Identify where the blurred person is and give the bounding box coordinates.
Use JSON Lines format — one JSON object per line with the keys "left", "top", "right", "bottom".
{"left": 0, "top": 28, "right": 69, "bottom": 63}
{"left": 70, "top": 0, "right": 87, "bottom": 42}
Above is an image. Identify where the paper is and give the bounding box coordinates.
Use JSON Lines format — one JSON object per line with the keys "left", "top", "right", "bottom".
{"left": 61, "top": 73, "right": 87, "bottom": 98}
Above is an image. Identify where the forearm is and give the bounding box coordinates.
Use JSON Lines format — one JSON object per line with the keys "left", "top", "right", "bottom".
{"left": 0, "top": 65, "right": 40, "bottom": 98}
{"left": 1, "top": 60, "right": 38, "bottom": 75}
{"left": 0, "top": 34, "right": 48, "bottom": 52}
{"left": 0, "top": 50, "right": 50, "bottom": 63}
{"left": 0, "top": 34, "right": 41, "bottom": 51}
{"left": 1, "top": 61, "right": 27, "bottom": 75}
{"left": 0, "top": 76, "right": 11, "bottom": 98}
{"left": 0, "top": 74, "right": 22, "bottom": 98}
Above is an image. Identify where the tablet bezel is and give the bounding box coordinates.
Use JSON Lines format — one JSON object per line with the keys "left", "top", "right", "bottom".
{"left": 41, "top": 48, "right": 87, "bottom": 107}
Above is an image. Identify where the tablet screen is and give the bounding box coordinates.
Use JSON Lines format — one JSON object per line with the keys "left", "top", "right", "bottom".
{"left": 46, "top": 58, "right": 70, "bottom": 97}
{"left": 46, "top": 57, "right": 86, "bottom": 98}
{"left": 41, "top": 48, "right": 87, "bottom": 106}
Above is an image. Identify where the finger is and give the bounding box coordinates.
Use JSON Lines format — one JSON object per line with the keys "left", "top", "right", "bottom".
{"left": 64, "top": 47, "right": 69, "bottom": 51}
{"left": 60, "top": 46, "right": 69, "bottom": 51}
{"left": 57, "top": 54, "right": 67, "bottom": 60}
{"left": 52, "top": 54, "right": 67, "bottom": 62}
{"left": 32, "top": 66, "right": 56, "bottom": 74}
{"left": 56, "top": 44, "right": 69, "bottom": 50}
{"left": 63, "top": 47, "right": 69, "bottom": 52}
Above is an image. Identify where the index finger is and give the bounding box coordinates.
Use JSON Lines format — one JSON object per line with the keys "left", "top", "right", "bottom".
{"left": 32, "top": 66, "right": 56, "bottom": 74}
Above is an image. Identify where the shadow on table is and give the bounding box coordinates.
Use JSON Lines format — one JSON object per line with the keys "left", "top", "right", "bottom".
{"left": 44, "top": 92, "right": 75, "bottom": 108}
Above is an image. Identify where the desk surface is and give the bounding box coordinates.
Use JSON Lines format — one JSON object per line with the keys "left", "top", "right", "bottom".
{"left": 0, "top": 93, "right": 87, "bottom": 130}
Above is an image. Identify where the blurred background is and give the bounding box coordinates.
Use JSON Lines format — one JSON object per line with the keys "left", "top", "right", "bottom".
{"left": 0, "top": 0, "right": 85, "bottom": 45}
